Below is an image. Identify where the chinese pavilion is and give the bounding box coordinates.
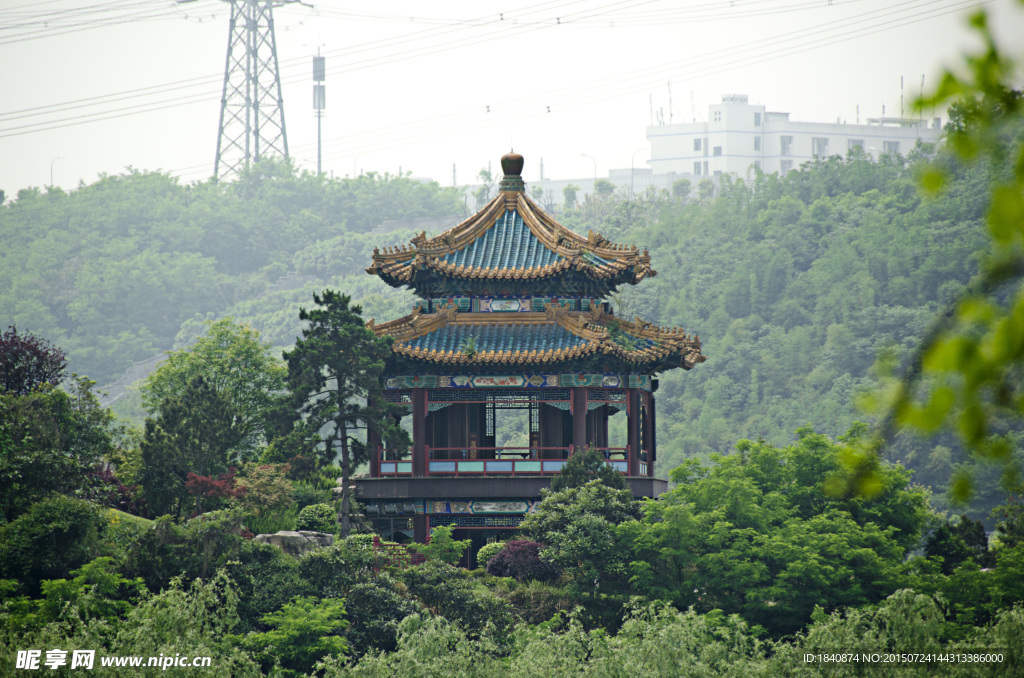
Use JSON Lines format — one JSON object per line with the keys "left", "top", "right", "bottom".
{"left": 356, "top": 152, "right": 705, "bottom": 552}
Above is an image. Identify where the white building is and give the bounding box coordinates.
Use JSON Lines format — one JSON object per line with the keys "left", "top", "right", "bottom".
{"left": 647, "top": 94, "right": 943, "bottom": 178}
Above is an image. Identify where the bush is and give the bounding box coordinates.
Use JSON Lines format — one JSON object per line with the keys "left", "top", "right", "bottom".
{"left": 397, "top": 561, "right": 514, "bottom": 635}
{"left": 296, "top": 503, "right": 337, "bottom": 533}
{"left": 475, "top": 540, "right": 506, "bottom": 569}
{"left": 223, "top": 540, "right": 309, "bottom": 633}
{"left": 299, "top": 540, "right": 378, "bottom": 599}
{"left": 344, "top": 575, "right": 420, "bottom": 656}
{"left": 0, "top": 496, "right": 103, "bottom": 595}
{"left": 291, "top": 482, "right": 332, "bottom": 510}
{"left": 486, "top": 540, "right": 560, "bottom": 582}
{"left": 412, "top": 524, "right": 470, "bottom": 565}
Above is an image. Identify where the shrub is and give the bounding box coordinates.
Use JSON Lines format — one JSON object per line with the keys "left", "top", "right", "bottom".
{"left": 0, "top": 496, "right": 103, "bottom": 595}
{"left": 412, "top": 523, "right": 470, "bottom": 565}
{"left": 344, "top": 576, "right": 420, "bottom": 656}
{"left": 486, "top": 540, "right": 560, "bottom": 582}
{"left": 223, "top": 540, "right": 309, "bottom": 633}
{"left": 296, "top": 503, "right": 337, "bottom": 533}
{"left": 291, "top": 481, "right": 333, "bottom": 510}
{"left": 475, "top": 540, "right": 506, "bottom": 569}
{"left": 299, "top": 540, "right": 378, "bottom": 599}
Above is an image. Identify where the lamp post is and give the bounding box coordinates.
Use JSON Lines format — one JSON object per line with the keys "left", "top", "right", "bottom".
{"left": 50, "top": 155, "right": 65, "bottom": 187}
{"left": 630, "top": 147, "right": 646, "bottom": 197}
{"left": 580, "top": 153, "right": 596, "bottom": 194}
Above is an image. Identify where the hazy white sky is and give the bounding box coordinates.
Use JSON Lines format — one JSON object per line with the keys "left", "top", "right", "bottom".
{"left": 2, "top": 0, "right": 1022, "bottom": 195}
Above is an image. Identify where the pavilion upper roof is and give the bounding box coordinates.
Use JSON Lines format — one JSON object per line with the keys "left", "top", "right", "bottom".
{"left": 367, "top": 300, "right": 704, "bottom": 374}
{"left": 366, "top": 158, "right": 655, "bottom": 298}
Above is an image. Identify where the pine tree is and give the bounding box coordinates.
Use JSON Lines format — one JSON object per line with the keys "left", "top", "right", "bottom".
{"left": 284, "top": 290, "right": 408, "bottom": 537}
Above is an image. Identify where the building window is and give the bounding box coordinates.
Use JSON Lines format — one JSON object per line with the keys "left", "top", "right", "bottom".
{"left": 713, "top": 170, "right": 722, "bottom": 177}
{"left": 754, "top": 160, "right": 761, "bottom": 169}
{"left": 713, "top": 146, "right": 722, "bottom": 156}
{"left": 848, "top": 139, "right": 864, "bottom": 151}
{"left": 754, "top": 137, "right": 761, "bottom": 151}
{"left": 693, "top": 138, "right": 702, "bottom": 151}
{"left": 883, "top": 140, "right": 900, "bottom": 154}
{"left": 694, "top": 162, "right": 701, "bottom": 175}
{"left": 781, "top": 160, "right": 792, "bottom": 175}
{"left": 812, "top": 137, "right": 829, "bottom": 157}
{"left": 754, "top": 112, "right": 761, "bottom": 126}
{"left": 780, "top": 136, "right": 792, "bottom": 156}
{"left": 703, "top": 161, "right": 709, "bottom": 176}
{"left": 713, "top": 110, "right": 722, "bottom": 122}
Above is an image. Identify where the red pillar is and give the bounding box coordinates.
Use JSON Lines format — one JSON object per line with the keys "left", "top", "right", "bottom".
{"left": 649, "top": 394, "right": 657, "bottom": 476}
{"left": 412, "top": 388, "right": 426, "bottom": 476}
{"left": 627, "top": 388, "right": 640, "bottom": 476}
{"left": 368, "top": 426, "right": 381, "bottom": 478}
{"left": 571, "top": 387, "right": 587, "bottom": 454}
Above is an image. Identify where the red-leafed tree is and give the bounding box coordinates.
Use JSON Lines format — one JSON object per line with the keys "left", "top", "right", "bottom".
{"left": 185, "top": 467, "right": 247, "bottom": 515}
{"left": 0, "top": 325, "right": 68, "bottom": 395}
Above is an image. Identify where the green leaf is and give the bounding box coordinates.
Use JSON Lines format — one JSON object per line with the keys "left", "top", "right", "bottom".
{"left": 919, "top": 169, "right": 946, "bottom": 194}
{"left": 988, "top": 186, "right": 1024, "bottom": 244}
{"left": 957, "top": 403, "right": 987, "bottom": 445}
{"left": 949, "top": 468, "right": 974, "bottom": 505}
{"left": 923, "top": 336, "right": 976, "bottom": 372}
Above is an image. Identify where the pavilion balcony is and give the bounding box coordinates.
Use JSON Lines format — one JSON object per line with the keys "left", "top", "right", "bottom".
{"left": 374, "top": 445, "right": 643, "bottom": 478}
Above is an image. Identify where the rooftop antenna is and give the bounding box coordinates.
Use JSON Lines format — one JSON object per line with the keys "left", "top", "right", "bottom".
{"left": 690, "top": 90, "right": 697, "bottom": 123}
{"left": 214, "top": 0, "right": 299, "bottom": 181}
{"left": 668, "top": 81, "right": 673, "bottom": 124}
{"left": 313, "top": 52, "right": 325, "bottom": 174}
{"left": 920, "top": 74, "right": 925, "bottom": 121}
{"left": 900, "top": 75, "right": 904, "bottom": 118}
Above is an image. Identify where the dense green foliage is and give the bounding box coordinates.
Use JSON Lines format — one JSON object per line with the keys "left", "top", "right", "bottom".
{"left": 141, "top": 318, "right": 287, "bottom": 461}
{"left": 0, "top": 377, "right": 116, "bottom": 521}
{"left": 0, "top": 165, "right": 462, "bottom": 384}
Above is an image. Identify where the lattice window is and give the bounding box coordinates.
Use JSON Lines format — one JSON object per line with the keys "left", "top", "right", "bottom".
{"left": 430, "top": 514, "right": 524, "bottom": 528}
{"left": 587, "top": 388, "right": 627, "bottom": 402}
{"left": 428, "top": 389, "right": 569, "bottom": 404}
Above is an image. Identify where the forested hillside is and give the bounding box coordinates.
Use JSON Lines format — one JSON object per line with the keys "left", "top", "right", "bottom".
{"left": 0, "top": 164, "right": 461, "bottom": 383}
{"left": 4, "top": 123, "right": 1017, "bottom": 515}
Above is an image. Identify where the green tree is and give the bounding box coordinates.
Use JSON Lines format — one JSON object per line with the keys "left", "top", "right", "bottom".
{"left": 240, "top": 595, "right": 349, "bottom": 677}
{"left": 550, "top": 446, "right": 628, "bottom": 491}
{"left": 562, "top": 184, "right": 580, "bottom": 210}
{"left": 628, "top": 427, "right": 930, "bottom": 636}
{"left": 474, "top": 168, "right": 495, "bottom": 209}
{"left": 142, "top": 318, "right": 286, "bottom": 461}
{"left": 0, "top": 496, "right": 103, "bottom": 596}
{"left": 672, "top": 178, "right": 691, "bottom": 200}
{"left": 413, "top": 524, "right": 471, "bottom": 565}
{"left": 0, "top": 376, "right": 115, "bottom": 521}
{"left": 283, "top": 290, "right": 408, "bottom": 537}
{"left": 594, "top": 178, "right": 615, "bottom": 196}
{"left": 520, "top": 480, "right": 640, "bottom": 591}
{"left": 139, "top": 375, "right": 242, "bottom": 518}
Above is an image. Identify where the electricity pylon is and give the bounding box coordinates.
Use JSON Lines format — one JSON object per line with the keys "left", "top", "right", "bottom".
{"left": 214, "top": 0, "right": 293, "bottom": 181}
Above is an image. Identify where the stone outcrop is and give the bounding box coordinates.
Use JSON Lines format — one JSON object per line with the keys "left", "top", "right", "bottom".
{"left": 254, "top": 530, "right": 334, "bottom": 558}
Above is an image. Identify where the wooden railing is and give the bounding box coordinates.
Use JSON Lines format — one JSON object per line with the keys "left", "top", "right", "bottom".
{"left": 374, "top": 446, "right": 635, "bottom": 477}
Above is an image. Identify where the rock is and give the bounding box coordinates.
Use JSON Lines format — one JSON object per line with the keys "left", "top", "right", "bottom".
{"left": 254, "top": 530, "right": 334, "bottom": 558}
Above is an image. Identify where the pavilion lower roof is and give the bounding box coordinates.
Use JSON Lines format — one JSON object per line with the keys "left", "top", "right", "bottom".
{"left": 367, "top": 301, "right": 705, "bottom": 373}
{"left": 366, "top": 192, "right": 655, "bottom": 297}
